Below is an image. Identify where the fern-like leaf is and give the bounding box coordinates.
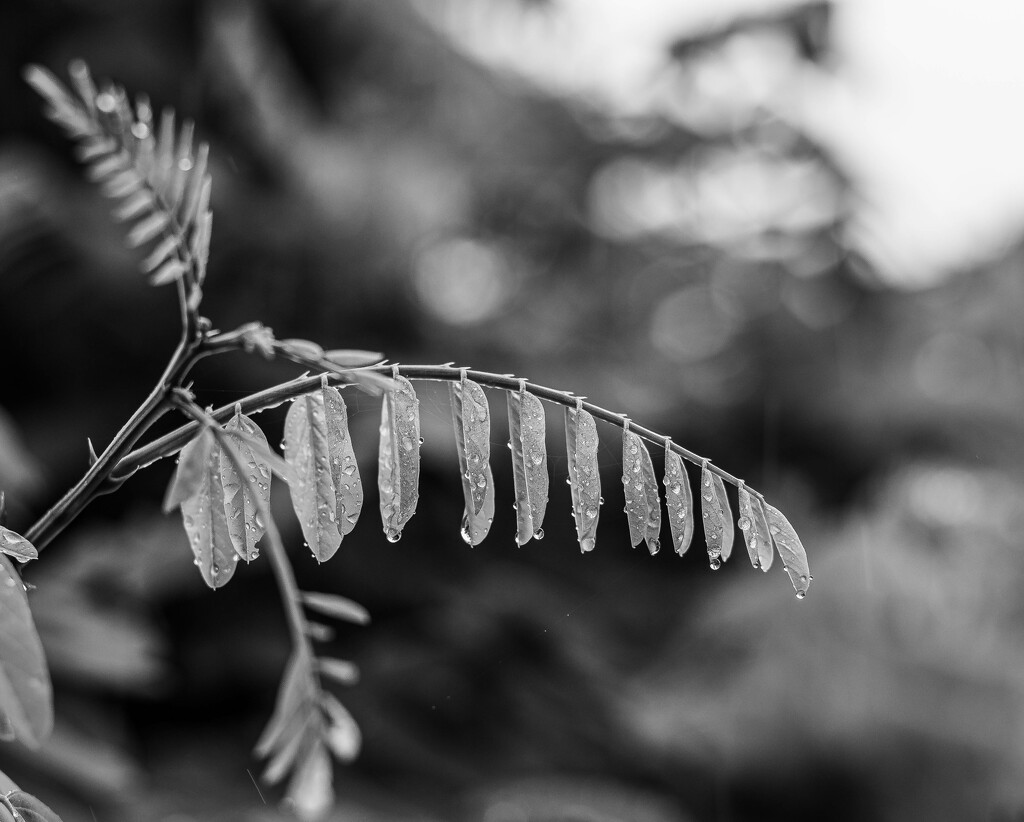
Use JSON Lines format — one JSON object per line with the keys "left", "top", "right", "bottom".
{"left": 378, "top": 373, "right": 420, "bottom": 542}
{"left": 738, "top": 484, "right": 773, "bottom": 572}
{"left": 507, "top": 383, "right": 548, "bottom": 545}
{"left": 764, "top": 502, "right": 812, "bottom": 597}
{"left": 24, "top": 61, "right": 213, "bottom": 294}
{"left": 565, "top": 401, "right": 601, "bottom": 553}
{"left": 450, "top": 372, "right": 494, "bottom": 545}
{"left": 699, "top": 461, "right": 734, "bottom": 570}
{"left": 622, "top": 425, "right": 661, "bottom": 555}
{"left": 663, "top": 447, "right": 694, "bottom": 556}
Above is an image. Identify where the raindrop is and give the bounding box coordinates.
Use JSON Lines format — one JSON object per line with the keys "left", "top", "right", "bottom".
{"left": 534, "top": 528, "right": 545, "bottom": 540}
{"left": 670, "top": 483, "right": 681, "bottom": 495}
{"left": 585, "top": 508, "right": 597, "bottom": 519}
{"left": 738, "top": 516, "right": 751, "bottom": 531}
{"left": 401, "top": 437, "right": 414, "bottom": 452}
{"left": 460, "top": 513, "right": 473, "bottom": 545}
{"left": 385, "top": 529, "right": 402, "bottom": 543}
{"left": 581, "top": 537, "right": 596, "bottom": 552}
{"left": 796, "top": 590, "right": 807, "bottom": 600}
{"left": 709, "top": 556, "right": 722, "bottom": 571}
{"left": 531, "top": 455, "right": 543, "bottom": 466}
{"left": 343, "top": 465, "right": 356, "bottom": 476}
{"left": 648, "top": 538, "right": 660, "bottom": 555}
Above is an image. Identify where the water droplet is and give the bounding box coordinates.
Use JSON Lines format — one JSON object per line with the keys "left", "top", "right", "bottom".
{"left": 580, "top": 537, "right": 596, "bottom": 552}
{"left": 534, "top": 528, "right": 545, "bottom": 540}
{"left": 709, "top": 556, "right": 722, "bottom": 571}
{"left": 648, "top": 538, "right": 660, "bottom": 555}
{"left": 769, "top": 524, "right": 780, "bottom": 535}
{"left": 670, "top": 483, "right": 681, "bottom": 495}
{"left": 702, "top": 493, "right": 713, "bottom": 502}
{"left": 460, "top": 513, "right": 473, "bottom": 545}
{"left": 796, "top": 590, "right": 807, "bottom": 600}
{"left": 401, "top": 437, "right": 414, "bottom": 451}
{"left": 419, "top": 437, "right": 425, "bottom": 444}
{"left": 342, "top": 465, "right": 356, "bottom": 476}
{"left": 585, "top": 508, "right": 597, "bottom": 519}
{"left": 385, "top": 528, "right": 402, "bottom": 543}
{"left": 531, "top": 455, "right": 543, "bottom": 466}
{"left": 248, "top": 473, "right": 257, "bottom": 482}
{"left": 632, "top": 462, "right": 641, "bottom": 473}
{"left": 630, "top": 445, "right": 638, "bottom": 455}
{"left": 468, "top": 453, "right": 480, "bottom": 467}
{"left": 750, "top": 536, "right": 758, "bottom": 548}
{"left": 738, "top": 516, "right": 751, "bottom": 531}
{"left": 476, "top": 474, "right": 487, "bottom": 488}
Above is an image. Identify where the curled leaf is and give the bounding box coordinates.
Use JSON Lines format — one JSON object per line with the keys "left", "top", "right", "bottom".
{"left": 566, "top": 403, "right": 601, "bottom": 553}
{"left": 507, "top": 386, "right": 548, "bottom": 545}
{"left": 450, "top": 375, "right": 493, "bottom": 545}
{"left": 0, "top": 528, "right": 37, "bottom": 563}
{"left": 219, "top": 411, "right": 271, "bottom": 562}
{"left": 663, "top": 449, "right": 694, "bottom": 556}
{"left": 378, "top": 375, "right": 420, "bottom": 542}
{"left": 738, "top": 485, "right": 773, "bottom": 572}
{"left": 699, "top": 463, "right": 734, "bottom": 570}
{"left": 763, "top": 502, "right": 811, "bottom": 597}
{"left": 622, "top": 428, "right": 661, "bottom": 555}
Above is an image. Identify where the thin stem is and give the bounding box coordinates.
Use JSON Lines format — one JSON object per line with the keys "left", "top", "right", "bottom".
{"left": 115, "top": 364, "right": 764, "bottom": 500}
{"left": 172, "top": 394, "right": 312, "bottom": 656}
{"left": 24, "top": 336, "right": 202, "bottom": 552}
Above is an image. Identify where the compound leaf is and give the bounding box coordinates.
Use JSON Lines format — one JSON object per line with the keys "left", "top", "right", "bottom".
{"left": 285, "top": 740, "right": 334, "bottom": 822}
{"left": 565, "top": 404, "right": 600, "bottom": 553}
{"left": 162, "top": 427, "right": 213, "bottom": 513}
{"left": 738, "top": 485, "right": 774, "bottom": 572}
{"left": 699, "top": 463, "right": 734, "bottom": 569}
{"left": 0, "top": 554, "right": 52, "bottom": 748}
{"left": 764, "top": 502, "right": 811, "bottom": 597}
{"left": 622, "top": 428, "right": 661, "bottom": 555}
{"left": 663, "top": 449, "right": 694, "bottom": 556}
{"left": 320, "top": 692, "right": 361, "bottom": 762}
{"left": 507, "top": 386, "right": 548, "bottom": 545}
{"left": 219, "top": 411, "right": 271, "bottom": 562}
{"left": 378, "top": 375, "right": 420, "bottom": 542}
{"left": 450, "top": 375, "right": 493, "bottom": 545}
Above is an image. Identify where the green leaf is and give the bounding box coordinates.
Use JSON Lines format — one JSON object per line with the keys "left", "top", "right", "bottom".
{"left": 323, "top": 387, "right": 362, "bottom": 537}
{"left": 316, "top": 657, "right": 359, "bottom": 685}
{"left": 320, "top": 692, "right": 361, "bottom": 762}
{"left": 738, "top": 486, "right": 773, "bottom": 572}
{"left": 126, "top": 211, "right": 169, "bottom": 248}
{"left": 763, "top": 502, "right": 812, "bottom": 598}
{"left": 162, "top": 428, "right": 214, "bottom": 514}
{"left": 0, "top": 555, "right": 52, "bottom": 748}
{"left": 0, "top": 528, "right": 37, "bottom": 563}
{"left": 663, "top": 449, "right": 694, "bottom": 556}
{"left": 220, "top": 411, "right": 271, "bottom": 562}
{"left": 179, "top": 437, "right": 238, "bottom": 589}
{"left": 507, "top": 386, "right": 548, "bottom": 545}
{"left": 301, "top": 591, "right": 370, "bottom": 625}
{"left": 699, "top": 463, "right": 734, "bottom": 570}
{"left": 280, "top": 339, "right": 325, "bottom": 360}
{"left": 378, "top": 375, "right": 420, "bottom": 542}
{"left": 622, "top": 428, "right": 661, "bottom": 555}
{"left": 323, "top": 349, "right": 385, "bottom": 367}
{"left": 255, "top": 650, "right": 315, "bottom": 759}
{"left": 450, "top": 375, "right": 493, "bottom": 545}
{"left": 284, "top": 382, "right": 361, "bottom": 562}
{"left": 285, "top": 740, "right": 334, "bottom": 821}
{"left": 6, "top": 791, "right": 64, "bottom": 822}
{"left": 565, "top": 403, "right": 600, "bottom": 553}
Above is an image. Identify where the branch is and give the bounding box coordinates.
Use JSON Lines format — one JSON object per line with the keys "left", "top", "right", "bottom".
{"left": 115, "top": 364, "right": 765, "bottom": 500}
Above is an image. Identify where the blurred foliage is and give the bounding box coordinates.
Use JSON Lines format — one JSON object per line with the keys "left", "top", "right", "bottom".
{"left": 3, "top": 0, "right": 1024, "bottom": 820}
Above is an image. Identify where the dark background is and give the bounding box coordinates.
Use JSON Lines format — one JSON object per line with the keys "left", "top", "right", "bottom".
{"left": 3, "top": 1, "right": 1024, "bottom": 820}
